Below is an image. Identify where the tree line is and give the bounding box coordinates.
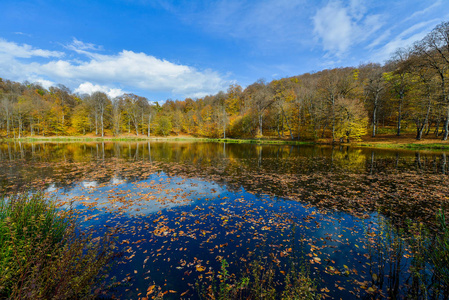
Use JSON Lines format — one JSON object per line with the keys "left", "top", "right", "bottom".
{"left": 1, "top": 21, "right": 448, "bottom": 142}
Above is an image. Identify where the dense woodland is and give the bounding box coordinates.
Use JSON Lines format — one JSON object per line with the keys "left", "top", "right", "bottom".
{"left": 1, "top": 21, "right": 449, "bottom": 142}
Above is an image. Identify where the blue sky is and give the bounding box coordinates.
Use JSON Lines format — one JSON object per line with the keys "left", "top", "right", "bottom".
{"left": 0, "top": 0, "right": 448, "bottom": 102}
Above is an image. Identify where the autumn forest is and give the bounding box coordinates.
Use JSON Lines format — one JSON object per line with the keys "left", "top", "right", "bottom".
{"left": 1, "top": 22, "right": 449, "bottom": 143}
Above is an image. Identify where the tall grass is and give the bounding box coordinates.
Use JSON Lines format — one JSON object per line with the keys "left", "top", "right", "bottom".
{"left": 428, "top": 209, "right": 449, "bottom": 289}
{"left": 197, "top": 258, "right": 321, "bottom": 300}
{"left": 0, "top": 193, "right": 116, "bottom": 299}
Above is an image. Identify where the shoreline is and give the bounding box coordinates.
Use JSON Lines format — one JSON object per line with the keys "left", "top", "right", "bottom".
{"left": 2, "top": 135, "right": 449, "bottom": 152}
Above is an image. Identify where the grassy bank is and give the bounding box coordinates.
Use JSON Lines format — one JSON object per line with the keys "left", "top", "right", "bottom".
{"left": 3, "top": 133, "right": 449, "bottom": 151}
{"left": 357, "top": 142, "right": 449, "bottom": 151}
{"left": 0, "top": 193, "right": 116, "bottom": 299}
{"left": 3, "top": 135, "right": 315, "bottom": 145}
{"left": 353, "top": 133, "right": 449, "bottom": 152}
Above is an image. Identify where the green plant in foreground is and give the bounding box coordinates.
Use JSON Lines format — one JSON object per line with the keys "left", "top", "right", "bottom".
{"left": 197, "top": 258, "right": 321, "bottom": 300}
{"left": 0, "top": 193, "right": 67, "bottom": 288}
{"left": 0, "top": 193, "right": 116, "bottom": 299}
{"left": 428, "top": 209, "right": 449, "bottom": 287}
{"left": 282, "top": 265, "right": 320, "bottom": 300}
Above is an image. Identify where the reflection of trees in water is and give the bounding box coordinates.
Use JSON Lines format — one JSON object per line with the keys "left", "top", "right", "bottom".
{"left": 0, "top": 142, "right": 448, "bottom": 174}
{"left": 0, "top": 142, "right": 448, "bottom": 225}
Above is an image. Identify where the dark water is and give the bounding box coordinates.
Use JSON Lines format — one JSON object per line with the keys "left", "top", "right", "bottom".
{"left": 1, "top": 141, "right": 448, "bottom": 299}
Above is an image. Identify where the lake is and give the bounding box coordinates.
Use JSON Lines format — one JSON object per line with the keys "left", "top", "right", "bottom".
{"left": 1, "top": 141, "right": 448, "bottom": 299}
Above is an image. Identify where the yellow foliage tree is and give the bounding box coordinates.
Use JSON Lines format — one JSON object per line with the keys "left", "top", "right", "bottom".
{"left": 335, "top": 98, "right": 368, "bottom": 142}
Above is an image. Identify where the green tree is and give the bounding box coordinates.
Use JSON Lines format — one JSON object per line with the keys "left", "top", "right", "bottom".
{"left": 157, "top": 115, "right": 172, "bottom": 136}
{"left": 335, "top": 97, "right": 368, "bottom": 142}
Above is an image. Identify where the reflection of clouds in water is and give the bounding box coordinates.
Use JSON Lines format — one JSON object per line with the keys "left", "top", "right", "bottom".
{"left": 110, "top": 176, "right": 124, "bottom": 185}
{"left": 82, "top": 181, "right": 98, "bottom": 188}
{"left": 46, "top": 183, "right": 58, "bottom": 193}
{"left": 51, "top": 172, "right": 226, "bottom": 216}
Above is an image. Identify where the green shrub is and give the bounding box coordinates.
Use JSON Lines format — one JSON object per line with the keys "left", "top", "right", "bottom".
{"left": 0, "top": 193, "right": 116, "bottom": 299}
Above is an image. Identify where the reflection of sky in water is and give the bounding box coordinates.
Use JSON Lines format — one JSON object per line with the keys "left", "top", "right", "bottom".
{"left": 47, "top": 172, "right": 226, "bottom": 215}
{"left": 45, "top": 172, "right": 410, "bottom": 299}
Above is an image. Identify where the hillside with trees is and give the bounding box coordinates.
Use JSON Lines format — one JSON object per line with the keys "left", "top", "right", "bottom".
{"left": 1, "top": 21, "right": 448, "bottom": 142}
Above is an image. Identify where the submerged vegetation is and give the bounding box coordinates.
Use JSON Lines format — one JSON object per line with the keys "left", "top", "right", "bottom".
{"left": 0, "top": 192, "right": 116, "bottom": 299}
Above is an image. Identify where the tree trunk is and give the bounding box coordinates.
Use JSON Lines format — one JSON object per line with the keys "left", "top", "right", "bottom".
{"left": 18, "top": 118, "right": 22, "bottom": 138}
{"left": 297, "top": 105, "right": 301, "bottom": 140}
{"left": 6, "top": 114, "right": 10, "bottom": 137}
{"left": 331, "top": 96, "right": 335, "bottom": 143}
{"left": 443, "top": 108, "right": 449, "bottom": 141}
{"left": 148, "top": 114, "right": 151, "bottom": 138}
{"left": 397, "top": 96, "right": 403, "bottom": 136}
{"left": 435, "top": 117, "right": 440, "bottom": 137}
{"left": 321, "top": 122, "right": 328, "bottom": 138}
{"left": 416, "top": 93, "right": 432, "bottom": 140}
{"left": 425, "top": 119, "right": 431, "bottom": 135}
{"left": 95, "top": 113, "right": 98, "bottom": 135}
{"left": 101, "top": 113, "right": 104, "bottom": 137}
{"left": 276, "top": 117, "right": 281, "bottom": 138}
{"left": 372, "top": 105, "right": 377, "bottom": 137}
{"left": 416, "top": 121, "right": 424, "bottom": 140}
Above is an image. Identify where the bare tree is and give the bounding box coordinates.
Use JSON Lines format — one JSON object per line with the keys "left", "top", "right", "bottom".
{"left": 91, "top": 91, "right": 110, "bottom": 137}
{"left": 245, "top": 80, "right": 274, "bottom": 137}
{"left": 317, "top": 68, "right": 357, "bottom": 141}
{"left": 414, "top": 21, "right": 449, "bottom": 140}
{"left": 121, "top": 94, "right": 148, "bottom": 136}
{"left": 111, "top": 97, "right": 123, "bottom": 136}
{"left": 0, "top": 95, "right": 13, "bottom": 137}
{"left": 385, "top": 48, "right": 413, "bottom": 136}
{"left": 360, "top": 64, "right": 385, "bottom": 137}
{"left": 214, "top": 91, "right": 228, "bottom": 138}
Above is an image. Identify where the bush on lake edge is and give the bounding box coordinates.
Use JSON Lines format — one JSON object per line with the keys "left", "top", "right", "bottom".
{"left": 0, "top": 192, "right": 117, "bottom": 299}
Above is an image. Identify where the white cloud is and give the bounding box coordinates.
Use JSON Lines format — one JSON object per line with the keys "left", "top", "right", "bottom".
{"left": 29, "top": 77, "right": 55, "bottom": 89}
{"left": 312, "top": 1, "right": 383, "bottom": 57}
{"left": 42, "top": 49, "right": 227, "bottom": 97}
{"left": 65, "top": 38, "right": 104, "bottom": 56}
{"left": 403, "top": 0, "right": 442, "bottom": 23}
{"left": 397, "top": 19, "right": 437, "bottom": 39}
{"left": 157, "top": 0, "right": 311, "bottom": 51}
{"left": 13, "top": 32, "right": 32, "bottom": 37}
{"left": 0, "top": 38, "right": 64, "bottom": 58}
{"left": 0, "top": 37, "right": 229, "bottom": 99}
{"left": 313, "top": 1, "right": 353, "bottom": 54}
{"left": 371, "top": 19, "right": 441, "bottom": 63}
{"left": 367, "top": 30, "right": 391, "bottom": 49}
{"left": 74, "top": 82, "right": 125, "bottom": 98}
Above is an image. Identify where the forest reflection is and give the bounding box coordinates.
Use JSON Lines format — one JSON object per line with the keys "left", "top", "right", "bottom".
{"left": 0, "top": 141, "right": 448, "bottom": 227}
{"left": 0, "top": 141, "right": 448, "bottom": 173}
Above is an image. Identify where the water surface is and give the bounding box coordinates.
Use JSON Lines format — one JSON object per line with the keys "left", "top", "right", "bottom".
{"left": 1, "top": 141, "right": 448, "bottom": 299}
